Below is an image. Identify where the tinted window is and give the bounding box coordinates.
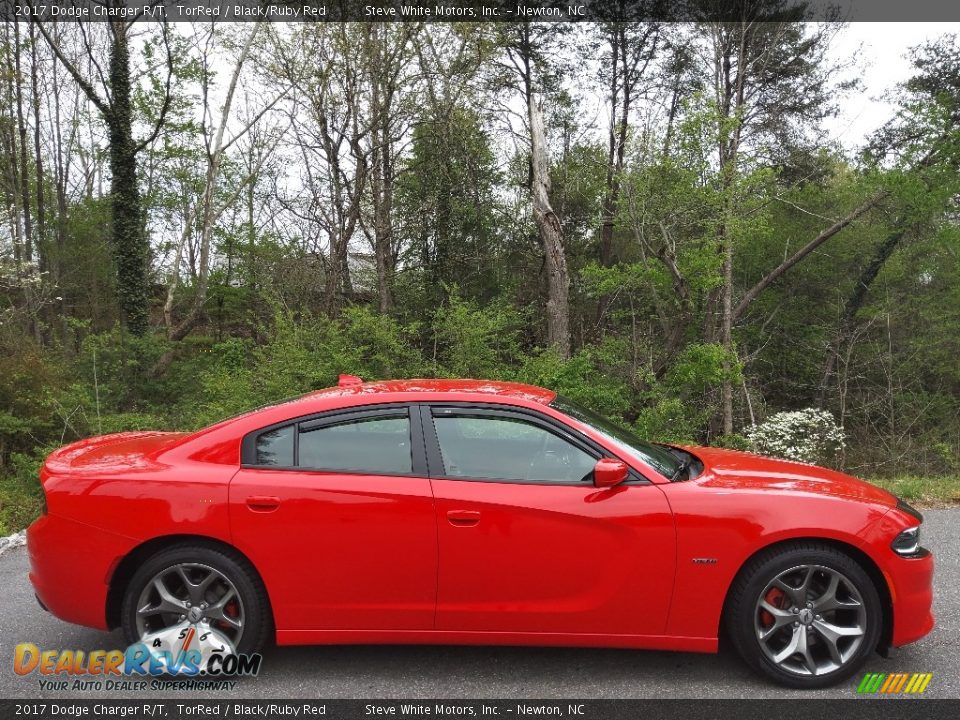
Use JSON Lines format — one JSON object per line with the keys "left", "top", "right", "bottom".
{"left": 255, "top": 426, "right": 294, "bottom": 466}
{"left": 433, "top": 415, "right": 595, "bottom": 483}
{"left": 298, "top": 417, "right": 412, "bottom": 475}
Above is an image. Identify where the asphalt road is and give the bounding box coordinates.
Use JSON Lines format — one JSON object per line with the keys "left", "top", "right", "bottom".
{"left": 0, "top": 509, "right": 956, "bottom": 700}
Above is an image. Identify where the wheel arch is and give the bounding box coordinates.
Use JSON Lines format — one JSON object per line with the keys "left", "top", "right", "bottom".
{"left": 105, "top": 533, "right": 273, "bottom": 631}
{"left": 719, "top": 536, "right": 893, "bottom": 653}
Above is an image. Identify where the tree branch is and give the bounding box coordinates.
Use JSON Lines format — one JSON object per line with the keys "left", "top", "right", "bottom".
{"left": 732, "top": 189, "right": 889, "bottom": 322}
{"left": 32, "top": 17, "right": 109, "bottom": 116}
{"left": 133, "top": 20, "right": 174, "bottom": 154}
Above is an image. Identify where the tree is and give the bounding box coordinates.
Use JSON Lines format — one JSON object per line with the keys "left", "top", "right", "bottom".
{"left": 162, "top": 21, "right": 283, "bottom": 344}
{"left": 592, "top": 16, "right": 661, "bottom": 324}
{"left": 273, "top": 24, "right": 370, "bottom": 318}
{"left": 500, "top": 22, "right": 572, "bottom": 358}
{"left": 35, "top": 11, "right": 173, "bottom": 335}
{"left": 359, "top": 23, "right": 421, "bottom": 314}
{"left": 396, "top": 105, "right": 501, "bottom": 307}
{"left": 818, "top": 36, "right": 960, "bottom": 401}
{"left": 692, "top": 8, "right": 840, "bottom": 434}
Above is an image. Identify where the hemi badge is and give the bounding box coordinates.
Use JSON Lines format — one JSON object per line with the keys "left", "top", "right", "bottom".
{"left": 692, "top": 558, "right": 718, "bottom": 564}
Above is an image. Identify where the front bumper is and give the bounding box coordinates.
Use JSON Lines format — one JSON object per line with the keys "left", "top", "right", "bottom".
{"left": 27, "top": 513, "right": 135, "bottom": 631}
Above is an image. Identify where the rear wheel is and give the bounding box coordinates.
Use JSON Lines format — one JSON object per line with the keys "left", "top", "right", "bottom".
{"left": 121, "top": 544, "right": 270, "bottom": 655}
{"left": 726, "top": 542, "right": 882, "bottom": 688}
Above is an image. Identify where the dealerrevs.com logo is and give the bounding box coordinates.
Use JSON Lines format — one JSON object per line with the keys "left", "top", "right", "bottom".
{"left": 857, "top": 672, "right": 933, "bottom": 695}
{"left": 14, "top": 624, "right": 262, "bottom": 691}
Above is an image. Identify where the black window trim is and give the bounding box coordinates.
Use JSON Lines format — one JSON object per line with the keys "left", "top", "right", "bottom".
{"left": 240, "top": 403, "right": 428, "bottom": 477}
{"left": 420, "top": 402, "right": 651, "bottom": 486}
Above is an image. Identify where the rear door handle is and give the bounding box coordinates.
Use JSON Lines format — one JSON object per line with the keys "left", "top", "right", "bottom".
{"left": 246, "top": 495, "right": 281, "bottom": 512}
{"left": 447, "top": 510, "right": 480, "bottom": 527}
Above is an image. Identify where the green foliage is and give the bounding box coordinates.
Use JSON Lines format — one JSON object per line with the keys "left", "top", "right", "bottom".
{"left": 189, "top": 307, "right": 427, "bottom": 428}
{"left": 516, "top": 340, "right": 631, "bottom": 421}
{"left": 396, "top": 105, "right": 504, "bottom": 306}
{"left": 0, "top": 344, "right": 63, "bottom": 463}
{"left": 0, "top": 451, "right": 46, "bottom": 536}
{"left": 665, "top": 343, "right": 741, "bottom": 392}
{"left": 431, "top": 293, "right": 525, "bottom": 379}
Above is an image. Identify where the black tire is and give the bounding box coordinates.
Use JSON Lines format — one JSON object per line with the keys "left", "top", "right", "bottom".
{"left": 120, "top": 543, "right": 271, "bottom": 655}
{"left": 726, "top": 542, "right": 882, "bottom": 689}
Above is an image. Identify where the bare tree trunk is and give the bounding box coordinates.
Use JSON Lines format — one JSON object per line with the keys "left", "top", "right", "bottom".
{"left": 366, "top": 25, "right": 396, "bottom": 314}
{"left": 13, "top": 19, "right": 33, "bottom": 263}
{"left": 720, "top": 229, "right": 734, "bottom": 434}
{"left": 370, "top": 122, "right": 394, "bottom": 313}
{"left": 528, "top": 93, "right": 570, "bottom": 358}
{"left": 30, "top": 21, "right": 46, "bottom": 270}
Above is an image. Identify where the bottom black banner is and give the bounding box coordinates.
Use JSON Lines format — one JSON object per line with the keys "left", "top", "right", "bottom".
{"left": 2, "top": 700, "right": 959, "bottom": 720}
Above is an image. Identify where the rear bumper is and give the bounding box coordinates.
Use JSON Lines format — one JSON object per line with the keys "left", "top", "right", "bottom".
{"left": 886, "top": 548, "right": 934, "bottom": 647}
{"left": 27, "top": 513, "right": 135, "bottom": 631}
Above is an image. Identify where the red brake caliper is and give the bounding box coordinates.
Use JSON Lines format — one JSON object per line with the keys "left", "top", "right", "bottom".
{"left": 219, "top": 600, "right": 240, "bottom": 632}
{"left": 760, "top": 587, "right": 785, "bottom": 628}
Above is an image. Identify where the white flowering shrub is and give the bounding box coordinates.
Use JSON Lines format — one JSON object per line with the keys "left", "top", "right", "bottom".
{"left": 745, "top": 408, "right": 845, "bottom": 465}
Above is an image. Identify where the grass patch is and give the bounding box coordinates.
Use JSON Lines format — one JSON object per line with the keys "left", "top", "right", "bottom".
{"left": 868, "top": 476, "right": 960, "bottom": 508}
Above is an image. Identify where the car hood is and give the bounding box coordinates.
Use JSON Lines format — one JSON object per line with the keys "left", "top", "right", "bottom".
{"left": 685, "top": 446, "right": 897, "bottom": 508}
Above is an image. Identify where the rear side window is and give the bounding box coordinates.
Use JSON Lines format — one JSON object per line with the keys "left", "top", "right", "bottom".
{"left": 255, "top": 426, "right": 294, "bottom": 466}
{"left": 299, "top": 417, "right": 412, "bottom": 474}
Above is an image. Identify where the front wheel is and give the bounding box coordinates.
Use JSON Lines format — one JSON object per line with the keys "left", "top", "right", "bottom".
{"left": 726, "top": 543, "right": 882, "bottom": 688}
{"left": 120, "top": 543, "right": 270, "bottom": 656}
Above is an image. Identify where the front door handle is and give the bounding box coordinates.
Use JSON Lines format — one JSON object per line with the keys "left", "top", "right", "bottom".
{"left": 246, "top": 495, "right": 281, "bottom": 512}
{"left": 447, "top": 510, "right": 480, "bottom": 527}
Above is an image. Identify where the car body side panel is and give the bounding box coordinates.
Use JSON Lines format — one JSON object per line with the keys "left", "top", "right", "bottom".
{"left": 229, "top": 468, "right": 438, "bottom": 631}
{"left": 31, "top": 446, "right": 237, "bottom": 631}
{"left": 661, "top": 477, "right": 893, "bottom": 639}
{"left": 39, "top": 449, "right": 235, "bottom": 546}
{"left": 431, "top": 479, "right": 675, "bottom": 635}
{"left": 27, "top": 512, "right": 134, "bottom": 630}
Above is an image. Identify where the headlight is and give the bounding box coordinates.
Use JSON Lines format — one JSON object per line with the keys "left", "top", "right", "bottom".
{"left": 891, "top": 526, "right": 921, "bottom": 556}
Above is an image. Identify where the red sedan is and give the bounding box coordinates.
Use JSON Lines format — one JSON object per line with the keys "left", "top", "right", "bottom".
{"left": 27, "top": 377, "right": 933, "bottom": 687}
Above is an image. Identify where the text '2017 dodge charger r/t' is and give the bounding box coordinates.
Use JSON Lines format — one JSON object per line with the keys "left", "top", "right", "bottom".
{"left": 27, "top": 376, "right": 933, "bottom": 688}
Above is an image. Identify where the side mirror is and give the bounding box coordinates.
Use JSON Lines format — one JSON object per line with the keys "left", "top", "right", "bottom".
{"left": 593, "top": 458, "right": 628, "bottom": 487}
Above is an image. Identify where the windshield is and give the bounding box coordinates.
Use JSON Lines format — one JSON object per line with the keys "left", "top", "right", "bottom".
{"left": 550, "top": 396, "right": 683, "bottom": 479}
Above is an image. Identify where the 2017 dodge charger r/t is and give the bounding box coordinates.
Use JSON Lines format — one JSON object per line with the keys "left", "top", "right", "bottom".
{"left": 27, "top": 377, "right": 933, "bottom": 687}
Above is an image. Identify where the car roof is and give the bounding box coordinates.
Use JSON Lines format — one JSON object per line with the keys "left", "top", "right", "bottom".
{"left": 300, "top": 378, "right": 557, "bottom": 405}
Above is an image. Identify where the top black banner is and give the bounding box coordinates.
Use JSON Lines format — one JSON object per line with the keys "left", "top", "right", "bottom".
{"left": 1, "top": 0, "right": 958, "bottom": 23}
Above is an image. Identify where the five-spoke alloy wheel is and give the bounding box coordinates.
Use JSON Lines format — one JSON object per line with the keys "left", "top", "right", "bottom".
{"left": 121, "top": 543, "right": 270, "bottom": 655}
{"left": 728, "top": 543, "right": 882, "bottom": 688}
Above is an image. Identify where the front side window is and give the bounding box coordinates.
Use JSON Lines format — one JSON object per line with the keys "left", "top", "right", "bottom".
{"left": 432, "top": 414, "right": 595, "bottom": 483}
